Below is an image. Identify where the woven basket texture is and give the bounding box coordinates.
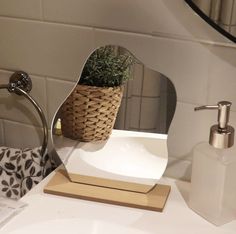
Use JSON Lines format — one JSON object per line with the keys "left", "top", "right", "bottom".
{"left": 61, "top": 84, "right": 123, "bottom": 142}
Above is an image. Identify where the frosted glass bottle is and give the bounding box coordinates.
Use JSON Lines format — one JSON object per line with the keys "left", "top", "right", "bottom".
{"left": 188, "top": 101, "right": 236, "bottom": 226}
{"left": 189, "top": 142, "right": 236, "bottom": 226}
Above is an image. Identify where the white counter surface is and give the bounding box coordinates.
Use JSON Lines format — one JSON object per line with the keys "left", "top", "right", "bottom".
{"left": 0, "top": 169, "right": 235, "bottom": 234}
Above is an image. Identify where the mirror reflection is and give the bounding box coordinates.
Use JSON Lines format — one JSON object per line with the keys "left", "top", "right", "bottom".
{"left": 185, "top": 0, "right": 236, "bottom": 42}
{"left": 52, "top": 46, "right": 176, "bottom": 188}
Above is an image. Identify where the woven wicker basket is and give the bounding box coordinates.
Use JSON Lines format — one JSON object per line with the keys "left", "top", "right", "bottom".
{"left": 61, "top": 84, "right": 123, "bottom": 142}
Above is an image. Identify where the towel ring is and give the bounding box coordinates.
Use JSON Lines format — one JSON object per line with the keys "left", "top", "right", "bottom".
{"left": 0, "top": 71, "right": 48, "bottom": 156}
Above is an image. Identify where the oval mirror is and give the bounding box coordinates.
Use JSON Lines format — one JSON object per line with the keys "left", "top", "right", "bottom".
{"left": 52, "top": 46, "right": 176, "bottom": 190}
{"left": 185, "top": 0, "right": 236, "bottom": 43}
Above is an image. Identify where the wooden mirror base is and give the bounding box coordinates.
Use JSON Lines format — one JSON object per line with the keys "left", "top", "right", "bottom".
{"left": 44, "top": 170, "right": 171, "bottom": 212}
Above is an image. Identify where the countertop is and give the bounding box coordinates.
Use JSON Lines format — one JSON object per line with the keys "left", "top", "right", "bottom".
{"left": 0, "top": 169, "right": 235, "bottom": 234}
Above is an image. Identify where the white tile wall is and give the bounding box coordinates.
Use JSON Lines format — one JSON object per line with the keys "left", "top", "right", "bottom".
{"left": 42, "top": 0, "right": 173, "bottom": 35}
{"left": 142, "top": 68, "right": 161, "bottom": 97}
{"left": 0, "top": 0, "right": 42, "bottom": 20}
{"left": 0, "top": 0, "right": 235, "bottom": 181}
{"left": 153, "top": 37, "right": 211, "bottom": 105}
{"left": 208, "top": 45, "right": 236, "bottom": 111}
{"left": 0, "top": 17, "right": 94, "bottom": 81}
{"left": 232, "top": 1, "right": 236, "bottom": 25}
{"left": 167, "top": 101, "right": 216, "bottom": 161}
{"left": 46, "top": 78, "right": 75, "bottom": 126}
{"left": 42, "top": 0, "right": 231, "bottom": 43}
{"left": 220, "top": 0, "right": 234, "bottom": 24}
{"left": 3, "top": 119, "right": 43, "bottom": 149}
{"left": 0, "top": 70, "right": 47, "bottom": 126}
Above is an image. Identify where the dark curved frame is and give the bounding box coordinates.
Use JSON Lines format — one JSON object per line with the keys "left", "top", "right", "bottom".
{"left": 185, "top": 0, "right": 236, "bottom": 43}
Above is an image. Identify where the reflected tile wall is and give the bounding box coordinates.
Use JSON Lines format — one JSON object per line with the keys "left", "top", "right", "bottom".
{"left": 115, "top": 63, "right": 173, "bottom": 134}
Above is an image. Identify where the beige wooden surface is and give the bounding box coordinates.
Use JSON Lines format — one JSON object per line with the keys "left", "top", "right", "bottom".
{"left": 44, "top": 170, "right": 171, "bottom": 212}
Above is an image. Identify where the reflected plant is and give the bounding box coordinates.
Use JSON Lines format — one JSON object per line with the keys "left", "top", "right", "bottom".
{"left": 79, "top": 46, "right": 136, "bottom": 87}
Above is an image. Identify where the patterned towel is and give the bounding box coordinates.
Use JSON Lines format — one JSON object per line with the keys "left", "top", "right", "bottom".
{"left": 0, "top": 147, "right": 53, "bottom": 199}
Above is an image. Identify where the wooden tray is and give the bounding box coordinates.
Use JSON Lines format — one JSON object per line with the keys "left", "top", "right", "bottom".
{"left": 44, "top": 170, "right": 171, "bottom": 212}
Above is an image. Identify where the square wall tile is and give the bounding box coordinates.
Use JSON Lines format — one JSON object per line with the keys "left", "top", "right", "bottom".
{"left": 220, "top": 0, "right": 234, "bottom": 25}
{"left": 142, "top": 68, "right": 161, "bottom": 97}
{"left": 208, "top": 45, "right": 236, "bottom": 111}
{"left": 126, "top": 97, "right": 141, "bottom": 129}
{"left": 232, "top": 0, "right": 236, "bottom": 25}
{"left": 0, "top": 69, "right": 10, "bottom": 84}
{"left": 0, "top": 0, "right": 42, "bottom": 19}
{"left": 3, "top": 120, "right": 43, "bottom": 149}
{"left": 153, "top": 37, "right": 210, "bottom": 105}
{"left": 0, "top": 18, "right": 94, "bottom": 81}
{"left": 128, "top": 63, "right": 143, "bottom": 97}
{"left": 46, "top": 78, "right": 75, "bottom": 127}
{"left": 167, "top": 101, "right": 217, "bottom": 160}
{"left": 0, "top": 70, "right": 47, "bottom": 127}
{"left": 230, "top": 26, "right": 236, "bottom": 36}
{"left": 140, "top": 97, "right": 161, "bottom": 130}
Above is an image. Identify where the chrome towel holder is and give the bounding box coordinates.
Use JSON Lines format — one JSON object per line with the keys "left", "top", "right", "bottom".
{"left": 0, "top": 71, "right": 48, "bottom": 156}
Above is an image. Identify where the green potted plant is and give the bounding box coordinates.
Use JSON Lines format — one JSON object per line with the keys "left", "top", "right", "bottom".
{"left": 61, "top": 46, "right": 135, "bottom": 142}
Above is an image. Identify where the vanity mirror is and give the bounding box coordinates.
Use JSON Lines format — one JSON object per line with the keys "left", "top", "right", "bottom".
{"left": 185, "top": 0, "right": 236, "bottom": 43}
{"left": 45, "top": 46, "right": 176, "bottom": 211}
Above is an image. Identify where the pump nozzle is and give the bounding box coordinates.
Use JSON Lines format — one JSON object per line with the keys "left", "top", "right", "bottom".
{"left": 195, "top": 101, "right": 231, "bottom": 129}
{"left": 195, "top": 101, "right": 234, "bottom": 149}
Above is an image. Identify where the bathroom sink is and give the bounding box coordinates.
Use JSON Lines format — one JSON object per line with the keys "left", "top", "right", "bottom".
{"left": 7, "top": 218, "right": 151, "bottom": 234}
{"left": 65, "top": 130, "right": 168, "bottom": 186}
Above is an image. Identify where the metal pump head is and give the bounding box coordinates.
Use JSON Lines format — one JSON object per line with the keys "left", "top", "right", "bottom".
{"left": 195, "top": 101, "right": 234, "bottom": 149}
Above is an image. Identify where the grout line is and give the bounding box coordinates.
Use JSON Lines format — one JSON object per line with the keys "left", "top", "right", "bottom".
{"left": 138, "top": 64, "right": 145, "bottom": 131}
{"left": 126, "top": 95, "right": 161, "bottom": 99}
{"left": 0, "top": 117, "right": 42, "bottom": 128}
{"left": 176, "top": 100, "right": 206, "bottom": 106}
{"left": 45, "top": 76, "right": 77, "bottom": 85}
{"left": 39, "top": 0, "right": 44, "bottom": 21}
{"left": 123, "top": 81, "right": 129, "bottom": 129}
{"left": 0, "top": 15, "right": 235, "bottom": 48}
{"left": 150, "top": 31, "right": 236, "bottom": 48}
{"left": 0, "top": 68, "right": 78, "bottom": 84}
{"left": 0, "top": 15, "right": 93, "bottom": 30}
{"left": 43, "top": 76, "right": 49, "bottom": 125}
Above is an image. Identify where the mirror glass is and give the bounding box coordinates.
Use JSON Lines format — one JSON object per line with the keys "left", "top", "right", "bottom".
{"left": 185, "top": 0, "right": 236, "bottom": 43}
{"left": 52, "top": 46, "right": 176, "bottom": 189}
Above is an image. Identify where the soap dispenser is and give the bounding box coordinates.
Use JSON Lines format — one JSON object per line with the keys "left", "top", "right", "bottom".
{"left": 189, "top": 101, "right": 236, "bottom": 226}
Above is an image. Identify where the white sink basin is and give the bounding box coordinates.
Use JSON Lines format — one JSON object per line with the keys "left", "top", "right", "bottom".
{"left": 65, "top": 130, "right": 168, "bottom": 186}
{"left": 8, "top": 218, "right": 150, "bottom": 234}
